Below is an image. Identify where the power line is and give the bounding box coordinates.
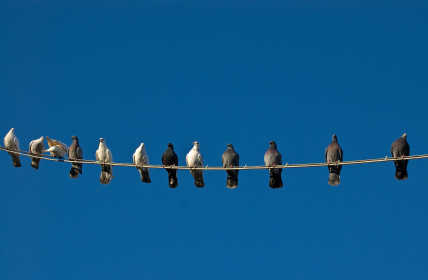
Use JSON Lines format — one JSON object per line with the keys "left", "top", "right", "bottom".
{"left": 0, "top": 146, "right": 425, "bottom": 170}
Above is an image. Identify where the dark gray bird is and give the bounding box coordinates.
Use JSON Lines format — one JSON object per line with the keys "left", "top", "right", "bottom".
{"left": 186, "top": 141, "right": 204, "bottom": 188}
{"left": 264, "top": 141, "right": 283, "bottom": 188}
{"left": 68, "top": 135, "right": 83, "bottom": 178}
{"left": 3, "top": 128, "right": 21, "bottom": 167}
{"left": 222, "top": 143, "right": 239, "bottom": 189}
{"left": 29, "top": 136, "right": 45, "bottom": 170}
{"left": 325, "top": 134, "right": 343, "bottom": 186}
{"left": 391, "top": 133, "right": 410, "bottom": 180}
{"left": 162, "top": 143, "right": 179, "bottom": 188}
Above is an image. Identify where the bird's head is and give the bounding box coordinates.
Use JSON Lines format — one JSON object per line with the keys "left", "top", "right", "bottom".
{"left": 227, "top": 143, "right": 233, "bottom": 149}
{"left": 193, "top": 141, "right": 200, "bottom": 150}
{"left": 167, "top": 143, "right": 174, "bottom": 149}
{"left": 402, "top": 133, "right": 407, "bottom": 138}
{"left": 332, "top": 134, "right": 337, "bottom": 141}
{"left": 99, "top": 138, "right": 105, "bottom": 143}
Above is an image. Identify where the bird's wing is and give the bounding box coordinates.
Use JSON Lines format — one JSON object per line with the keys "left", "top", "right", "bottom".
{"left": 29, "top": 140, "right": 34, "bottom": 153}
{"left": 198, "top": 153, "right": 204, "bottom": 166}
{"left": 77, "top": 146, "right": 83, "bottom": 159}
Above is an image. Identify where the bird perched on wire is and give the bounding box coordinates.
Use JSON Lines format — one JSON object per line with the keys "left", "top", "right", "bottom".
{"left": 3, "top": 128, "right": 21, "bottom": 167}
{"left": 45, "top": 136, "right": 69, "bottom": 158}
{"left": 133, "top": 143, "right": 151, "bottom": 183}
{"left": 186, "top": 141, "right": 205, "bottom": 188}
{"left": 264, "top": 141, "right": 283, "bottom": 188}
{"left": 391, "top": 133, "right": 410, "bottom": 180}
{"left": 222, "top": 143, "right": 239, "bottom": 189}
{"left": 162, "top": 143, "right": 179, "bottom": 188}
{"left": 29, "top": 136, "right": 45, "bottom": 170}
{"left": 95, "top": 138, "right": 113, "bottom": 184}
{"left": 325, "top": 134, "right": 343, "bottom": 186}
{"left": 68, "top": 135, "right": 83, "bottom": 178}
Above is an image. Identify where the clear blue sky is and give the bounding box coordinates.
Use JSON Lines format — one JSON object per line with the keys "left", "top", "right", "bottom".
{"left": 1, "top": 1, "right": 428, "bottom": 279}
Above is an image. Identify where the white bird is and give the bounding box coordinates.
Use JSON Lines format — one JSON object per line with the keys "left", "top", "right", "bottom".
{"left": 44, "top": 136, "right": 69, "bottom": 158}
{"left": 29, "top": 136, "right": 45, "bottom": 170}
{"left": 186, "top": 141, "right": 205, "bottom": 187}
{"left": 133, "top": 143, "right": 151, "bottom": 183}
{"left": 95, "top": 138, "right": 113, "bottom": 184}
{"left": 3, "top": 128, "right": 21, "bottom": 167}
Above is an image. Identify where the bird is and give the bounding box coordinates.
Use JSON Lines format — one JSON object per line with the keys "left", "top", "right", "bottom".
{"left": 3, "top": 128, "right": 21, "bottom": 167}
{"left": 161, "top": 143, "right": 179, "bottom": 188}
{"left": 68, "top": 135, "right": 83, "bottom": 178}
{"left": 44, "top": 136, "right": 69, "bottom": 158}
{"left": 264, "top": 141, "right": 283, "bottom": 188}
{"left": 391, "top": 133, "right": 410, "bottom": 180}
{"left": 95, "top": 138, "right": 113, "bottom": 184}
{"left": 133, "top": 143, "right": 151, "bottom": 183}
{"left": 186, "top": 141, "right": 205, "bottom": 188}
{"left": 325, "top": 134, "right": 343, "bottom": 186}
{"left": 29, "top": 136, "right": 45, "bottom": 169}
{"left": 221, "top": 143, "right": 239, "bottom": 189}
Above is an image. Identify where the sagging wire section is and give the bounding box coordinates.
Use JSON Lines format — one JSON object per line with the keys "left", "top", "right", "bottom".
{"left": 1, "top": 146, "right": 427, "bottom": 171}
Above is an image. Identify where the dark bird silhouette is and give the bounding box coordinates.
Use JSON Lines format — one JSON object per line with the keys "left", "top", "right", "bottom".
{"left": 391, "top": 133, "right": 410, "bottom": 180}
{"left": 264, "top": 141, "right": 283, "bottom": 188}
{"left": 325, "top": 134, "right": 343, "bottom": 186}
{"left": 222, "top": 143, "right": 239, "bottom": 189}
{"left": 162, "top": 143, "right": 179, "bottom": 188}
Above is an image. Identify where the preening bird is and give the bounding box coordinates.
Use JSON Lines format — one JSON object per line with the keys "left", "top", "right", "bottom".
{"left": 3, "top": 128, "right": 21, "bottom": 167}
{"left": 95, "top": 138, "right": 113, "bottom": 184}
{"left": 161, "top": 143, "right": 179, "bottom": 188}
{"left": 68, "top": 135, "right": 83, "bottom": 178}
{"left": 325, "top": 134, "right": 343, "bottom": 186}
{"left": 391, "top": 133, "right": 410, "bottom": 180}
{"left": 45, "top": 136, "right": 68, "bottom": 158}
{"left": 221, "top": 143, "right": 239, "bottom": 189}
{"left": 29, "top": 136, "right": 45, "bottom": 170}
{"left": 133, "top": 143, "right": 151, "bottom": 183}
{"left": 264, "top": 141, "right": 283, "bottom": 188}
{"left": 186, "top": 141, "right": 205, "bottom": 188}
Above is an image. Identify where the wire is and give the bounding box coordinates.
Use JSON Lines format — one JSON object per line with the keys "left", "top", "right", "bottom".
{"left": 0, "top": 146, "right": 425, "bottom": 170}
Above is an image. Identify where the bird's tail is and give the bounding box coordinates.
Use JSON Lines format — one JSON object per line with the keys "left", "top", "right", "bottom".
{"left": 269, "top": 172, "right": 283, "bottom": 189}
{"left": 395, "top": 168, "right": 408, "bottom": 180}
{"left": 138, "top": 167, "right": 151, "bottom": 183}
{"left": 328, "top": 172, "right": 341, "bottom": 186}
{"left": 9, "top": 153, "right": 21, "bottom": 167}
{"left": 31, "top": 158, "right": 40, "bottom": 170}
{"left": 190, "top": 170, "right": 204, "bottom": 188}
{"left": 226, "top": 171, "right": 238, "bottom": 189}
{"left": 100, "top": 165, "right": 112, "bottom": 185}
{"left": 167, "top": 170, "right": 178, "bottom": 188}
{"left": 226, "top": 178, "right": 238, "bottom": 189}
{"left": 69, "top": 164, "right": 82, "bottom": 179}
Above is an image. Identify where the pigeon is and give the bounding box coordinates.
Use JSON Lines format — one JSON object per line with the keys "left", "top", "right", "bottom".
{"left": 391, "top": 133, "right": 410, "bottom": 180}
{"left": 29, "top": 136, "right": 45, "bottom": 169}
{"left": 3, "top": 128, "right": 21, "bottom": 167}
{"left": 186, "top": 141, "right": 205, "bottom": 188}
{"left": 221, "top": 143, "right": 240, "bottom": 189}
{"left": 264, "top": 141, "right": 283, "bottom": 188}
{"left": 133, "top": 143, "right": 151, "bottom": 183}
{"left": 95, "top": 138, "right": 113, "bottom": 184}
{"left": 325, "top": 134, "right": 343, "bottom": 186}
{"left": 44, "top": 136, "right": 69, "bottom": 158}
{"left": 68, "top": 135, "right": 83, "bottom": 178}
{"left": 161, "top": 143, "right": 179, "bottom": 188}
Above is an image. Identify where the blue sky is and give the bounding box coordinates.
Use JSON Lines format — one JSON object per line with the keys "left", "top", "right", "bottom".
{"left": 1, "top": 1, "right": 428, "bottom": 279}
